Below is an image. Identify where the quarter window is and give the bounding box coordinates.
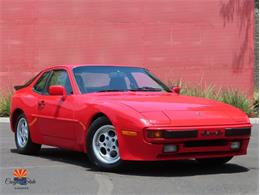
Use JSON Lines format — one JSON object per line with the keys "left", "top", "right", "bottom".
{"left": 33, "top": 71, "right": 51, "bottom": 94}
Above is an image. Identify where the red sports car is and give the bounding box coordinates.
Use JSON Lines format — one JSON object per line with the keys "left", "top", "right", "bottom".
{"left": 10, "top": 64, "right": 251, "bottom": 170}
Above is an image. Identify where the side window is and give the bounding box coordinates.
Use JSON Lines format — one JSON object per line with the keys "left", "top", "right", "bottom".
{"left": 33, "top": 71, "right": 50, "bottom": 94}
{"left": 47, "top": 70, "right": 73, "bottom": 95}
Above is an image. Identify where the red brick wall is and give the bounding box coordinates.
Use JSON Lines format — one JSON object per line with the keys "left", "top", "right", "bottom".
{"left": 0, "top": 0, "right": 254, "bottom": 95}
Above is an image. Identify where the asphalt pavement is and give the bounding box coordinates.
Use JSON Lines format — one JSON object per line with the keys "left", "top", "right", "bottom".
{"left": 0, "top": 122, "right": 258, "bottom": 195}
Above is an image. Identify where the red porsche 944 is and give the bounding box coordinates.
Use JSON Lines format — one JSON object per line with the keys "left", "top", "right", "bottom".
{"left": 10, "top": 65, "right": 251, "bottom": 170}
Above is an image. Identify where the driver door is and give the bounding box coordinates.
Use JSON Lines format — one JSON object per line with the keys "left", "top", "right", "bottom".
{"left": 36, "top": 69, "right": 76, "bottom": 148}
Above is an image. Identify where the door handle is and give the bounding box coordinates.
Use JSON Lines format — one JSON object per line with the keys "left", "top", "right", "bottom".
{"left": 38, "top": 100, "right": 45, "bottom": 108}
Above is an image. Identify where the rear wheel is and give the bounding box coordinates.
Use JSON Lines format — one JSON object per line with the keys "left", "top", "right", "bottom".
{"left": 15, "top": 114, "right": 41, "bottom": 155}
{"left": 87, "top": 117, "right": 123, "bottom": 171}
{"left": 196, "top": 157, "right": 233, "bottom": 166}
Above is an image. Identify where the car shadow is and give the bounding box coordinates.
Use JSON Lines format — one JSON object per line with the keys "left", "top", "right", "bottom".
{"left": 115, "top": 160, "right": 249, "bottom": 177}
{"left": 10, "top": 147, "right": 91, "bottom": 168}
{"left": 10, "top": 147, "right": 249, "bottom": 177}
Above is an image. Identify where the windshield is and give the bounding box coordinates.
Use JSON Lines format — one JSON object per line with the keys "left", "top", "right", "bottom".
{"left": 73, "top": 66, "right": 171, "bottom": 94}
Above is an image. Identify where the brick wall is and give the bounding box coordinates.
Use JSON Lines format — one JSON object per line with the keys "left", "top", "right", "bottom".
{"left": 255, "top": 8, "right": 259, "bottom": 91}
{"left": 0, "top": 0, "right": 255, "bottom": 95}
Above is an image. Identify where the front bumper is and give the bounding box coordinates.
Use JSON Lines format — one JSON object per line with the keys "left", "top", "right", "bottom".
{"left": 118, "top": 124, "right": 251, "bottom": 161}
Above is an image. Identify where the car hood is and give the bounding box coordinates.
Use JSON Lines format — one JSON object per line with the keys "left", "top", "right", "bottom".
{"left": 97, "top": 93, "right": 249, "bottom": 126}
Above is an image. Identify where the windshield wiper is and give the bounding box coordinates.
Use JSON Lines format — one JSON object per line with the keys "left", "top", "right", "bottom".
{"left": 129, "top": 87, "right": 162, "bottom": 92}
{"left": 97, "top": 87, "right": 162, "bottom": 93}
{"left": 96, "top": 89, "right": 126, "bottom": 92}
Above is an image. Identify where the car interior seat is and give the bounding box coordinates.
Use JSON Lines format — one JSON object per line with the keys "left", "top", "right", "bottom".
{"left": 109, "top": 76, "right": 127, "bottom": 91}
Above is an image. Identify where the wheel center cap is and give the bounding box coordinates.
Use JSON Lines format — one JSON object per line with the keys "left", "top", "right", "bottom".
{"left": 107, "top": 141, "right": 112, "bottom": 148}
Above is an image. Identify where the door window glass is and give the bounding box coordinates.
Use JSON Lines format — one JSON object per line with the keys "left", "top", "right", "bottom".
{"left": 47, "top": 70, "right": 73, "bottom": 95}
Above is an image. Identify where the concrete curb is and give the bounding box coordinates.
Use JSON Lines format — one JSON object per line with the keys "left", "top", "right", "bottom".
{"left": 0, "top": 117, "right": 10, "bottom": 123}
{"left": 250, "top": 118, "right": 259, "bottom": 124}
{"left": 0, "top": 117, "right": 259, "bottom": 124}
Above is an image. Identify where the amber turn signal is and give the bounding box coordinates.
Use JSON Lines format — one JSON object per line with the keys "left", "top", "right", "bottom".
{"left": 121, "top": 130, "right": 137, "bottom": 136}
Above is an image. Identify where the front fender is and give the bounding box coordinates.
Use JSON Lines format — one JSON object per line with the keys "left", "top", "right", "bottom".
{"left": 75, "top": 101, "right": 147, "bottom": 153}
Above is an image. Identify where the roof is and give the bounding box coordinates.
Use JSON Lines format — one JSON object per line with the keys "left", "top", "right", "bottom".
{"left": 44, "top": 64, "right": 143, "bottom": 70}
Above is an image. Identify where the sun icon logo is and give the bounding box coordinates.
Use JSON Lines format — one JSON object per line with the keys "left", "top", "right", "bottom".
{"left": 12, "top": 169, "right": 28, "bottom": 185}
{"left": 5, "top": 168, "right": 35, "bottom": 187}
{"left": 13, "top": 169, "right": 28, "bottom": 178}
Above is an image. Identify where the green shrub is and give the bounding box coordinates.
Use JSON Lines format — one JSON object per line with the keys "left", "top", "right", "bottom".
{"left": 218, "top": 90, "right": 253, "bottom": 116}
{"left": 169, "top": 81, "right": 257, "bottom": 117}
{"left": 0, "top": 93, "right": 12, "bottom": 117}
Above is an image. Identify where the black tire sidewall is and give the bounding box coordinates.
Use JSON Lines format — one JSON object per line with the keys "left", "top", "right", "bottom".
{"left": 87, "top": 117, "right": 122, "bottom": 171}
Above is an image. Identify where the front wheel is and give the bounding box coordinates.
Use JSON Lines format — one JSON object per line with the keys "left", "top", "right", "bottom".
{"left": 196, "top": 156, "right": 233, "bottom": 166}
{"left": 15, "top": 114, "right": 41, "bottom": 155}
{"left": 87, "top": 117, "right": 123, "bottom": 171}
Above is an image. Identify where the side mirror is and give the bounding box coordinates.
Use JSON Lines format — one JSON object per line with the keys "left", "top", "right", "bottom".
{"left": 49, "top": 85, "right": 67, "bottom": 99}
{"left": 172, "top": 86, "right": 181, "bottom": 94}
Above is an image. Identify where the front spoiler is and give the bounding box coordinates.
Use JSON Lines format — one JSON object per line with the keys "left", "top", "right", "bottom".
{"left": 118, "top": 124, "right": 251, "bottom": 161}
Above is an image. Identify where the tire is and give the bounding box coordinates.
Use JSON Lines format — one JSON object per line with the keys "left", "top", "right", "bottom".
{"left": 87, "top": 116, "right": 123, "bottom": 171}
{"left": 15, "top": 114, "right": 41, "bottom": 155}
{"left": 196, "top": 156, "right": 233, "bottom": 166}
